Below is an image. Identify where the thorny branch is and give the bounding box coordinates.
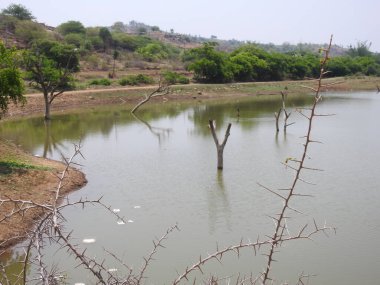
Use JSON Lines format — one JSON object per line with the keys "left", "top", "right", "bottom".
{"left": 261, "top": 35, "right": 336, "bottom": 284}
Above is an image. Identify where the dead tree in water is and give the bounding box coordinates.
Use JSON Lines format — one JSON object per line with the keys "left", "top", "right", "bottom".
{"left": 274, "top": 108, "right": 282, "bottom": 132}
{"left": 131, "top": 80, "right": 170, "bottom": 114}
{"left": 209, "top": 120, "right": 232, "bottom": 170}
{"left": 283, "top": 108, "right": 294, "bottom": 131}
{"left": 275, "top": 91, "right": 294, "bottom": 132}
{"left": 281, "top": 91, "right": 295, "bottom": 131}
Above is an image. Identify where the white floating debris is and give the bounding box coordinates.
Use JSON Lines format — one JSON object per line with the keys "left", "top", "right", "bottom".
{"left": 133, "top": 205, "right": 141, "bottom": 209}
{"left": 82, "top": 238, "right": 96, "bottom": 244}
{"left": 108, "top": 268, "right": 118, "bottom": 272}
{"left": 34, "top": 154, "right": 40, "bottom": 157}
{"left": 117, "top": 220, "right": 125, "bottom": 225}
{"left": 75, "top": 283, "right": 85, "bottom": 285}
{"left": 113, "top": 209, "right": 120, "bottom": 213}
{"left": 127, "top": 220, "right": 134, "bottom": 223}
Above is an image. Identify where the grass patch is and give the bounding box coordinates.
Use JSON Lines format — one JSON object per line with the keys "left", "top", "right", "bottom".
{"left": 0, "top": 160, "right": 51, "bottom": 175}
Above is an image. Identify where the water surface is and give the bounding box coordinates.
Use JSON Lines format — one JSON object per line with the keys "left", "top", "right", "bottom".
{"left": 1, "top": 92, "right": 379, "bottom": 284}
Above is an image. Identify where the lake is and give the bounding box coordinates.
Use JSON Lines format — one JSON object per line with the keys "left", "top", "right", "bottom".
{"left": 1, "top": 91, "right": 379, "bottom": 284}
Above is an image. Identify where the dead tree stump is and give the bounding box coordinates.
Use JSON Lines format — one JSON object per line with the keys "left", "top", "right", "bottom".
{"left": 209, "top": 120, "right": 232, "bottom": 170}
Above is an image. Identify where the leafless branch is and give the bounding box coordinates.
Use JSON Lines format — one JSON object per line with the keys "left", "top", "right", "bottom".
{"left": 131, "top": 80, "right": 171, "bottom": 114}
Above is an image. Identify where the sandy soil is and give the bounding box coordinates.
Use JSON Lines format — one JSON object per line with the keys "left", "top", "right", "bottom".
{"left": 0, "top": 140, "right": 87, "bottom": 250}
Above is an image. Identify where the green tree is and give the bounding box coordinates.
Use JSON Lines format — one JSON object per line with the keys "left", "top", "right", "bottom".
{"left": 99, "top": 27, "right": 113, "bottom": 51}
{"left": 23, "top": 40, "right": 79, "bottom": 120}
{"left": 63, "top": 33, "right": 83, "bottom": 48}
{"left": 1, "top": 3, "right": 34, "bottom": 20}
{"left": 0, "top": 41, "right": 24, "bottom": 115}
{"left": 57, "top": 21, "right": 85, "bottom": 35}
{"left": 137, "top": 27, "right": 147, "bottom": 35}
{"left": 137, "top": 43, "right": 169, "bottom": 61}
{"left": 186, "top": 42, "right": 233, "bottom": 83}
{"left": 229, "top": 52, "right": 268, "bottom": 81}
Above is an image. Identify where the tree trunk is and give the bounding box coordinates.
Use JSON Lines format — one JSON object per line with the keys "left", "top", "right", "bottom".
{"left": 209, "top": 120, "right": 232, "bottom": 170}
{"left": 274, "top": 108, "right": 282, "bottom": 133}
{"left": 217, "top": 147, "right": 224, "bottom": 169}
{"left": 112, "top": 59, "right": 116, "bottom": 78}
{"left": 43, "top": 91, "right": 51, "bottom": 120}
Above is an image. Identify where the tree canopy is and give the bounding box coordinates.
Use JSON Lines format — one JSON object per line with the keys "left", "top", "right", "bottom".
{"left": 0, "top": 41, "right": 25, "bottom": 115}
{"left": 1, "top": 3, "right": 34, "bottom": 20}
{"left": 23, "top": 40, "right": 79, "bottom": 120}
{"left": 57, "top": 21, "right": 86, "bottom": 35}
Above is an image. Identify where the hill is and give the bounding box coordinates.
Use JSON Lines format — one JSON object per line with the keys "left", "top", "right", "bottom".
{"left": 1, "top": 8, "right": 379, "bottom": 88}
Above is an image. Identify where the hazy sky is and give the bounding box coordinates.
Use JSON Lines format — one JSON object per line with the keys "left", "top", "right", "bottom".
{"left": 1, "top": 0, "right": 379, "bottom": 51}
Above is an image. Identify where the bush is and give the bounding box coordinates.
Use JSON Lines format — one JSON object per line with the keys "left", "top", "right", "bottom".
{"left": 64, "top": 33, "right": 83, "bottom": 48}
{"left": 118, "top": 74, "right": 154, "bottom": 86}
{"left": 177, "top": 75, "right": 190, "bottom": 84}
{"left": 57, "top": 21, "right": 85, "bottom": 35}
{"left": 15, "top": 20, "right": 50, "bottom": 44}
{"left": 112, "top": 33, "right": 153, "bottom": 51}
{"left": 162, "top": 71, "right": 190, "bottom": 84}
{"left": 89, "top": 78, "right": 111, "bottom": 86}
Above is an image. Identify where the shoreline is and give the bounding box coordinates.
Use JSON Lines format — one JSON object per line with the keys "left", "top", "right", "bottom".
{"left": 0, "top": 140, "right": 87, "bottom": 250}
{"left": 3, "top": 76, "right": 380, "bottom": 120}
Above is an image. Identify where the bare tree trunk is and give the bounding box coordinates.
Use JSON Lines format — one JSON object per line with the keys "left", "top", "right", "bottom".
{"left": 284, "top": 109, "right": 294, "bottom": 131}
{"left": 209, "top": 120, "right": 232, "bottom": 170}
{"left": 280, "top": 91, "right": 295, "bottom": 132}
{"left": 112, "top": 59, "right": 116, "bottom": 78}
{"left": 274, "top": 108, "right": 282, "bottom": 132}
{"left": 43, "top": 91, "right": 51, "bottom": 120}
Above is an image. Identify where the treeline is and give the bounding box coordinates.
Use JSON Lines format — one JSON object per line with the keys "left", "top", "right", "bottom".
{"left": 183, "top": 42, "right": 380, "bottom": 83}
{"left": 1, "top": 4, "right": 379, "bottom": 85}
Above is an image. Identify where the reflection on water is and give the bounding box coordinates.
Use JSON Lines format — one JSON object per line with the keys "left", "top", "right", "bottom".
{"left": 0, "top": 251, "right": 29, "bottom": 285}
{"left": 132, "top": 112, "right": 173, "bottom": 147}
{"left": 1, "top": 92, "right": 380, "bottom": 284}
{"left": 207, "top": 171, "right": 232, "bottom": 234}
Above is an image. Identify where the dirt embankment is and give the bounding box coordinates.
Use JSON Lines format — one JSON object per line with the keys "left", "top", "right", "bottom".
{"left": 0, "top": 140, "right": 87, "bottom": 250}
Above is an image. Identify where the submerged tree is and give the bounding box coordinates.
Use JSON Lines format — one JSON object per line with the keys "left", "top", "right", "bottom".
{"left": 23, "top": 40, "right": 79, "bottom": 120}
{"left": 209, "top": 120, "right": 232, "bottom": 170}
{"left": 0, "top": 41, "right": 25, "bottom": 116}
